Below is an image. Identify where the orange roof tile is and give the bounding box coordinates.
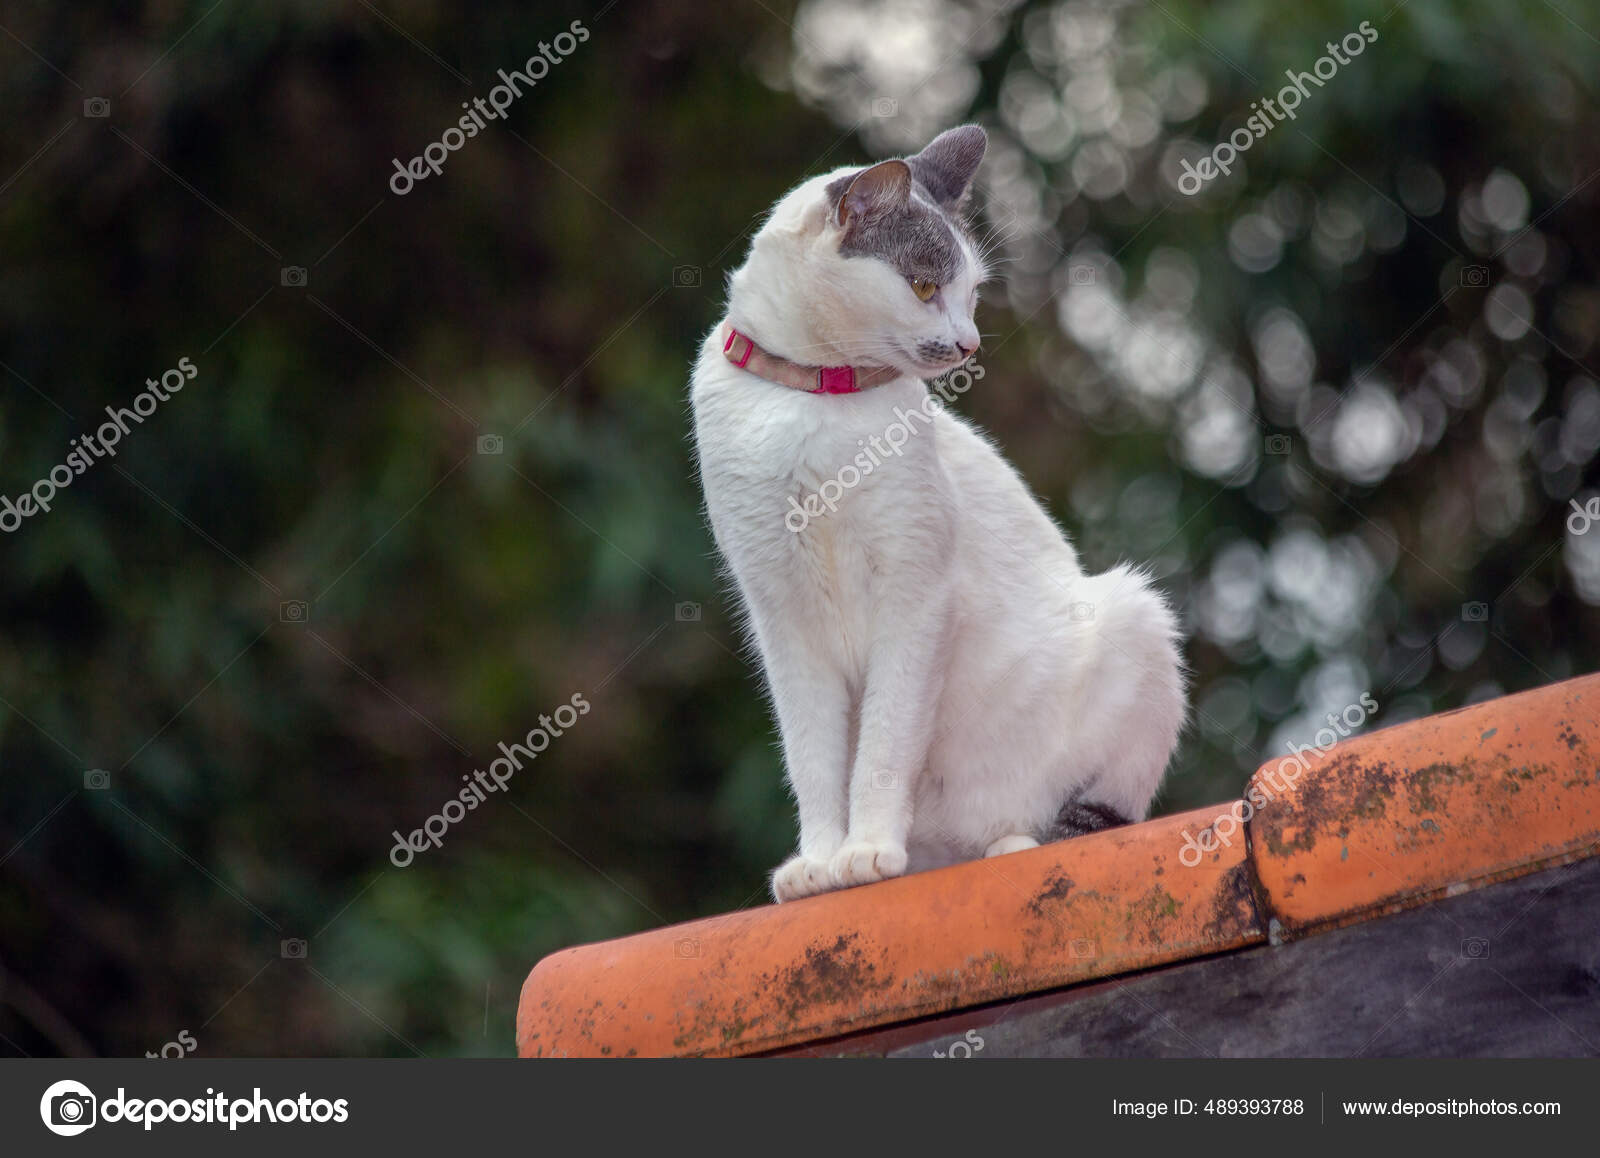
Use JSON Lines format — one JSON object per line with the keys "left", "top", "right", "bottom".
{"left": 1248, "top": 676, "right": 1600, "bottom": 935}
{"left": 517, "top": 673, "right": 1600, "bottom": 1057}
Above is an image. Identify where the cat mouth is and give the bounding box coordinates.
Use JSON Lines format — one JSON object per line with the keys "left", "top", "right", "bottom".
{"left": 895, "top": 344, "right": 965, "bottom": 375}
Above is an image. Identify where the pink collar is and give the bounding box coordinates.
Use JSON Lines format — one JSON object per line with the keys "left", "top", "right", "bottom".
{"left": 719, "top": 321, "right": 902, "bottom": 395}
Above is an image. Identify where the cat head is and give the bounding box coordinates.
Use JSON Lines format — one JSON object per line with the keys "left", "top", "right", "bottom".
{"left": 730, "top": 125, "right": 989, "bottom": 378}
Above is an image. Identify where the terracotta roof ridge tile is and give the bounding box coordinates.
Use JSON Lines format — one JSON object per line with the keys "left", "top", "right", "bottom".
{"left": 516, "top": 672, "right": 1600, "bottom": 1057}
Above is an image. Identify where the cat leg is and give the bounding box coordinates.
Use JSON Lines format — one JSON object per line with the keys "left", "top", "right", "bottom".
{"left": 830, "top": 597, "right": 950, "bottom": 889}
{"left": 983, "top": 834, "right": 1040, "bottom": 858}
{"left": 761, "top": 623, "right": 854, "bottom": 903}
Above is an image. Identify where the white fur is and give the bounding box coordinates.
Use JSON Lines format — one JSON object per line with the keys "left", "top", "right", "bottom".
{"left": 691, "top": 168, "right": 1186, "bottom": 902}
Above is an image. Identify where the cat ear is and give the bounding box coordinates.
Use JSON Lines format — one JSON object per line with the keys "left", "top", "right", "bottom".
{"left": 907, "top": 124, "right": 987, "bottom": 211}
{"left": 829, "top": 160, "right": 913, "bottom": 229}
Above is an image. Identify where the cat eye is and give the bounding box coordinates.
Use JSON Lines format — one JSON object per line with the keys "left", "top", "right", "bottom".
{"left": 909, "top": 277, "right": 938, "bottom": 302}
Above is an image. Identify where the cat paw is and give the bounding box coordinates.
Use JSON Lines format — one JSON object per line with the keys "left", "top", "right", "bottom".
{"left": 771, "top": 854, "right": 835, "bottom": 903}
{"left": 984, "top": 833, "right": 1040, "bottom": 858}
{"left": 828, "top": 840, "right": 908, "bottom": 889}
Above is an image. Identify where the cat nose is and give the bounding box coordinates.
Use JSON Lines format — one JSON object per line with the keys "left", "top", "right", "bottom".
{"left": 954, "top": 322, "right": 981, "bottom": 358}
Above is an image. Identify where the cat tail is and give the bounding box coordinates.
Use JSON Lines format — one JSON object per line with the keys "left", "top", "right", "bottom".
{"left": 1047, "top": 563, "right": 1188, "bottom": 838}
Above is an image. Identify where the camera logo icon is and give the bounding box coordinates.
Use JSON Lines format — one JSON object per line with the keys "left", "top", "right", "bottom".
{"left": 675, "top": 601, "right": 701, "bottom": 622}
{"left": 871, "top": 96, "right": 899, "bottom": 118}
{"left": 40, "top": 1079, "right": 97, "bottom": 1136}
{"left": 83, "top": 98, "right": 111, "bottom": 118}
{"left": 1461, "top": 601, "right": 1489, "bottom": 622}
{"left": 1068, "top": 602, "right": 1095, "bottom": 622}
{"left": 873, "top": 771, "right": 897, "bottom": 789}
{"left": 476, "top": 434, "right": 504, "bottom": 455}
{"left": 1264, "top": 434, "right": 1292, "bottom": 455}
{"left": 674, "top": 938, "right": 701, "bottom": 959}
{"left": 84, "top": 769, "right": 111, "bottom": 790}
{"left": 280, "top": 266, "right": 308, "bottom": 287}
{"left": 1069, "top": 938, "right": 1097, "bottom": 959}
{"left": 1461, "top": 936, "right": 1490, "bottom": 959}
{"left": 279, "top": 600, "right": 309, "bottom": 623}
{"left": 672, "top": 265, "right": 702, "bottom": 288}
{"left": 1459, "top": 265, "right": 1490, "bottom": 288}
{"left": 1068, "top": 264, "right": 1097, "bottom": 285}
{"left": 281, "top": 938, "right": 309, "bottom": 959}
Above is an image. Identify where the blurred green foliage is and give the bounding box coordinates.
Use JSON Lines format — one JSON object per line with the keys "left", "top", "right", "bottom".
{"left": 0, "top": 0, "right": 1596, "bottom": 1056}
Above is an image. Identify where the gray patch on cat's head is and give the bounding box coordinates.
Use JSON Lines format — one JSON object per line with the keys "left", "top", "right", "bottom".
{"left": 824, "top": 125, "right": 987, "bottom": 286}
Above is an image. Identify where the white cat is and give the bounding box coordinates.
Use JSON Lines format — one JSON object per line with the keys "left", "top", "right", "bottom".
{"left": 690, "top": 125, "right": 1186, "bottom": 903}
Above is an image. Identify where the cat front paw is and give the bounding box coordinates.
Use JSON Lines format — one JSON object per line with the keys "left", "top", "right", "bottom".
{"left": 828, "top": 839, "right": 908, "bottom": 890}
{"left": 771, "top": 854, "right": 835, "bottom": 903}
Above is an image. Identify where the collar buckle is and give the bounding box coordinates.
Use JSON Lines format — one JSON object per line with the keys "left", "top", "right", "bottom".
{"left": 722, "top": 327, "right": 755, "bottom": 369}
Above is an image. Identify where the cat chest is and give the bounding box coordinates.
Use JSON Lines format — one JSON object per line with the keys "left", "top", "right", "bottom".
{"left": 736, "top": 449, "right": 907, "bottom": 634}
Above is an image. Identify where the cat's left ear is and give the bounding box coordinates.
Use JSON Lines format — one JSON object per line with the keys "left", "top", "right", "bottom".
{"left": 907, "top": 124, "right": 987, "bottom": 212}
{"left": 830, "top": 160, "right": 913, "bottom": 230}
